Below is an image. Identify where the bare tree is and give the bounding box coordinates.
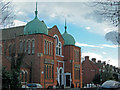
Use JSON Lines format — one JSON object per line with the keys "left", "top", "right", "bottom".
{"left": 88, "top": 1, "right": 120, "bottom": 27}
{"left": 0, "top": 0, "right": 15, "bottom": 29}
{"left": 87, "top": 1, "right": 120, "bottom": 44}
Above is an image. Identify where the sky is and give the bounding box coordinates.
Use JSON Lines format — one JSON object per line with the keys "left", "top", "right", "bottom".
{"left": 3, "top": 0, "right": 119, "bottom": 67}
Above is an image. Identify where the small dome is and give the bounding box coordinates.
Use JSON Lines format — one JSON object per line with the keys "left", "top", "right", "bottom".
{"left": 24, "top": 2, "right": 48, "bottom": 35}
{"left": 62, "top": 30, "right": 75, "bottom": 45}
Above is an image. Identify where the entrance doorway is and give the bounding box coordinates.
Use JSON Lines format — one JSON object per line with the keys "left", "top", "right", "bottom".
{"left": 59, "top": 69, "right": 62, "bottom": 86}
{"left": 66, "top": 75, "right": 70, "bottom": 86}
{"left": 65, "top": 73, "right": 71, "bottom": 88}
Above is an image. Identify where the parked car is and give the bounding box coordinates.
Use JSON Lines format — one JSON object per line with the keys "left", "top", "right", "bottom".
{"left": 101, "top": 80, "right": 120, "bottom": 89}
{"left": 26, "top": 83, "right": 42, "bottom": 89}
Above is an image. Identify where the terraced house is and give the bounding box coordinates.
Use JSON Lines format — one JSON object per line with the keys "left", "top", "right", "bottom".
{"left": 1, "top": 3, "right": 82, "bottom": 88}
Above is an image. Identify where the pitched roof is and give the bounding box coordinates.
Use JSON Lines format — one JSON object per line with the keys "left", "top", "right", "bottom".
{"left": 1, "top": 26, "right": 25, "bottom": 40}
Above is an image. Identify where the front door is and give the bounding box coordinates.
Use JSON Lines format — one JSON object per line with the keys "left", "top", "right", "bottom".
{"left": 66, "top": 75, "right": 70, "bottom": 87}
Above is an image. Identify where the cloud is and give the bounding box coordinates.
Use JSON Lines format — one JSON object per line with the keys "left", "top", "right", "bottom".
{"left": 11, "top": 2, "right": 117, "bottom": 35}
{"left": 75, "top": 42, "right": 103, "bottom": 48}
{"left": 85, "top": 27, "right": 91, "bottom": 30}
{"left": 75, "top": 42, "right": 118, "bottom": 48}
{"left": 101, "top": 44, "right": 118, "bottom": 48}
{"left": 102, "top": 52, "right": 106, "bottom": 55}
{"left": 14, "top": 20, "right": 26, "bottom": 27}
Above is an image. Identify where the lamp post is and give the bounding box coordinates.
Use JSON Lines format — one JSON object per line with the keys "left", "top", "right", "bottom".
{"left": 99, "top": 68, "right": 102, "bottom": 85}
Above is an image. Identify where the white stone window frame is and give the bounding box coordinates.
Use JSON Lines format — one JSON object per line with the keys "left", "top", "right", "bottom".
{"left": 21, "top": 70, "right": 25, "bottom": 82}
{"left": 58, "top": 41, "right": 62, "bottom": 56}
{"left": 53, "top": 34, "right": 62, "bottom": 56}
{"left": 25, "top": 70, "right": 28, "bottom": 82}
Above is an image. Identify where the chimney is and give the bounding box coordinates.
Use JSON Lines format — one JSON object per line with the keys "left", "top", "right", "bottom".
{"left": 107, "top": 64, "right": 110, "bottom": 67}
{"left": 98, "top": 60, "right": 101, "bottom": 63}
{"left": 110, "top": 65, "right": 113, "bottom": 67}
{"left": 85, "top": 56, "right": 89, "bottom": 61}
{"left": 92, "top": 58, "right": 96, "bottom": 63}
{"left": 103, "top": 61, "right": 106, "bottom": 65}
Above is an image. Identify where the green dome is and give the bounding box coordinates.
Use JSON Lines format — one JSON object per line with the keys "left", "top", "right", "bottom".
{"left": 24, "top": 2, "right": 48, "bottom": 35}
{"left": 62, "top": 30, "right": 75, "bottom": 45}
{"left": 24, "top": 18, "right": 48, "bottom": 35}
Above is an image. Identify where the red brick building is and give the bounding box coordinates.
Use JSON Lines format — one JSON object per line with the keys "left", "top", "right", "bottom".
{"left": 1, "top": 3, "right": 82, "bottom": 88}
{"left": 82, "top": 56, "right": 99, "bottom": 86}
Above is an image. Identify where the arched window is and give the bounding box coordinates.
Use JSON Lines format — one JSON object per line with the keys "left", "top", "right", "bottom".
{"left": 19, "top": 41, "right": 23, "bottom": 53}
{"left": 58, "top": 42, "right": 62, "bottom": 55}
{"left": 44, "top": 40, "right": 46, "bottom": 54}
{"left": 52, "top": 65, "right": 54, "bottom": 79}
{"left": 28, "top": 40, "right": 31, "bottom": 54}
{"left": 47, "top": 65, "right": 48, "bottom": 79}
{"left": 44, "top": 65, "right": 46, "bottom": 79}
{"left": 21, "top": 71, "right": 24, "bottom": 82}
{"left": 0, "top": 45, "right": 2, "bottom": 54}
{"left": 54, "top": 35, "right": 62, "bottom": 56}
{"left": 9, "top": 45, "right": 12, "bottom": 55}
{"left": 47, "top": 41, "right": 48, "bottom": 55}
{"left": 32, "top": 40, "right": 35, "bottom": 54}
{"left": 12, "top": 44, "right": 15, "bottom": 53}
{"left": 49, "top": 42, "right": 51, "bottom": 55}
{"left": 25, "top": 71, "right": 28, "bottom": 82}
{"left": 24, "top": 41, "right": 26, "bottom": 53}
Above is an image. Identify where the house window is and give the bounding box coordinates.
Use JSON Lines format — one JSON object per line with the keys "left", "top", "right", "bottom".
{"left": 28, "top": 40, "right": 31, "bottom": 54}
{"left": 74, "top": 50, "right": 80, "bottom": 62}
{"left": 32, "top": 40, "right": 35, "bottom": 54}
{"left": 74, "top": 68, "right": 80, "bottom": 80}
{"left": 19, "top": 41, "right": 23, "bottom": 53}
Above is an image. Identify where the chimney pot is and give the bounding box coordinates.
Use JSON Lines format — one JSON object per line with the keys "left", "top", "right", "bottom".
{"left": 92, "top": 58, "right": 96, "bottom": 63}
{"left": 85, "top": 56, "right": 89, "bottom": 61}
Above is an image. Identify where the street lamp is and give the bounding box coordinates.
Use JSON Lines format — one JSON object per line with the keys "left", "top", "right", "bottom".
{"left": 41, "top": 71, "right": 45, "bottom": 88}
{"left": 99, "top": 69, "right": 102, "bottom": 85}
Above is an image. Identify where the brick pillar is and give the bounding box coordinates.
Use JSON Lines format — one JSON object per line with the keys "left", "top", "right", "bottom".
{"left": 53, "top": 39, "right": 57, "bottom": 86}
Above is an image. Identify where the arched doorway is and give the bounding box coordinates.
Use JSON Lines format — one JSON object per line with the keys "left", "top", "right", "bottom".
{"left": 59, "top": 69, "right": 62, "bottom": 86}
{"left": 58, "top": 67, "right": 64, "bottom": 86}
